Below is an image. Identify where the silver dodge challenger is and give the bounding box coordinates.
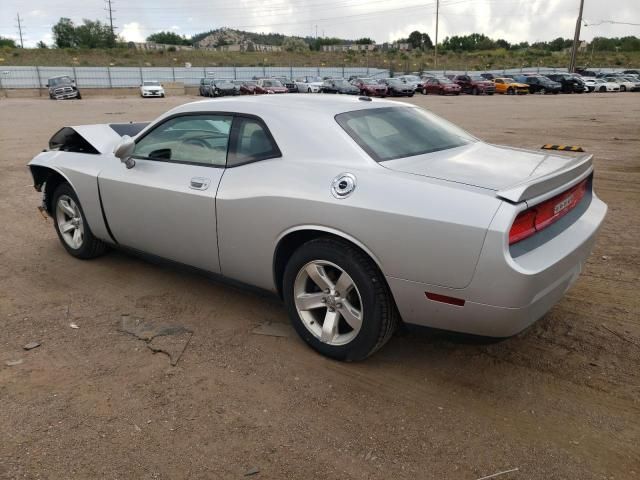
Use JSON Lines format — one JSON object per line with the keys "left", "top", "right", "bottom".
{"left": 28, "top": 95, "right": 607, "bottom": 360}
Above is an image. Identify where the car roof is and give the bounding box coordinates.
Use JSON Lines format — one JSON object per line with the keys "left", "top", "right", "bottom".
{"left": 170, "top": 94, "right": 411, "bottom": 118}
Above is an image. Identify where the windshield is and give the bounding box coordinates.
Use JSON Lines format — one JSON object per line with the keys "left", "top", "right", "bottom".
{"left": 437, "top": 77, "right": 454, "bottom": 84}
{"left": 387, "top": 79, "right": 403, "bottom": 86}
{"left": 49, "top": 76, "right": 73, "bottom": 86}
{"left": 361, "top": 79, "right": 378, "bottom": 85}
{"left": 336, "top": 107, "right": 475, "bottom": 162}
{"left": 262, "top": 80, "right": 283, "bottom": 87}
{"left": 403, "top": 75, "right": 421, "bottom": 82}
{"left": 469, "top": 75, "right": 486, "bottom": 81}
{"left": 334, "top": 80, "right": 350, "bottom": 87}
{"left": 143, "top": 81, "right": 160, "bottom": 86}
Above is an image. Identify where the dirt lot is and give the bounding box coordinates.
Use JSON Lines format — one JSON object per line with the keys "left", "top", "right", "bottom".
{"left": 0, "top": 93, "right": 638, "bottom": 480}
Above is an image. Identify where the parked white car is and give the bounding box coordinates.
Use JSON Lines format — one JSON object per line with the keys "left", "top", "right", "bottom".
{"left": 589, "top": 79, "right": 620, "bottom": 92}
{"left": 604, "top": 76, "right": 640, "bottom": 92}
{"left": 140, "top": 81, "right": 165, "bottom": 98}
{"left": 294, "top": 76, "right": 323, "bottom": 93}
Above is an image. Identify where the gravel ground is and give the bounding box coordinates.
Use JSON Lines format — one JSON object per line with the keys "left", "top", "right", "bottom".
{"left": 0, "top": 92, "right": 639, "bottom": 480}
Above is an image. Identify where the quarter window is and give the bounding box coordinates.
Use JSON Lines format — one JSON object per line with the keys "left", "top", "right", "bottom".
{"left": 133, "top": 114, "right": 232, "bottom": 167}
{"left": 228, "top": 117, "right": 280, "bottom": 167}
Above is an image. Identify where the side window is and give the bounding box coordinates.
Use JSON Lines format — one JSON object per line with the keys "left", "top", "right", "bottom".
{"left": 228, "top": 117, "right": 281, "bottom": 167}
{"left": 133, "top": 114, "right": 232, "bottom": 167}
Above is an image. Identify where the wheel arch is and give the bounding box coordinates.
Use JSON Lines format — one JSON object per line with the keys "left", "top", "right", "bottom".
{"left": 272, "top": 226, "right": 385, "bottom": 299}
{"left": 29, "top": 165, "right": 75, "bottom": 215}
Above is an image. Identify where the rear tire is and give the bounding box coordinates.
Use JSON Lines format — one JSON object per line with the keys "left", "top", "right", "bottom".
{"left": 621, "top": 85, "right": 626, "bottom": 92}
{"left": 52, "top": 183, "right": 108, "bottom": 259}
{"left": 283, "top": 237, "right": 398, "bottom": 361}
{"left": 472, "top": 87, "right": 478, "bottom": 95}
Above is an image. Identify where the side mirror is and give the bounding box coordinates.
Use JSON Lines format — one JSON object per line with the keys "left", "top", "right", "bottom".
{"left": 114, "top": 135, "right": 136, "bottom": 169}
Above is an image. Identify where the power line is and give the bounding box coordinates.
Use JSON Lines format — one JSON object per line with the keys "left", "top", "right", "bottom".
{"left": 15, "top": 13, "right": 24, "bottom": 48}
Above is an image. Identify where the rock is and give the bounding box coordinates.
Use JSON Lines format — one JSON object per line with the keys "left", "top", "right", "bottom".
{"left": 69, "top": 323, "right": 79, "bottom": 329}
{"left": 5, "top": 359, "right": 23, "bottom": 366}
{"left": 23, "top": 341, "right": 41, "bottom": 350}
{"left": 244, "top": 467, "right": 260, "bottom": 476}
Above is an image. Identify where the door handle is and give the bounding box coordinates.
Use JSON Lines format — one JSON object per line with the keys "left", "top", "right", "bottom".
{"left": 189, "top": 177, "right": 211, "bottom": 191}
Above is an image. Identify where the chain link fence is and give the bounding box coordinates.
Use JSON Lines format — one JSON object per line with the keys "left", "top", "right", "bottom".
{"left": 0, "top": 66, "right": 391, "bottom": 89}
{"left": 0, "top": 65, "right": 628, "bottom": 89}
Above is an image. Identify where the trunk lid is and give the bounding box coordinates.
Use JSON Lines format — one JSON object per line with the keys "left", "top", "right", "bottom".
{"left": 381, "top": 142, "right": 593, "bottom": 202}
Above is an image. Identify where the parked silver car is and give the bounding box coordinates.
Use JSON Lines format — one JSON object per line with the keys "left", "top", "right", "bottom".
{"left": 28, "top": 96, "right": 606, "bottom": 360}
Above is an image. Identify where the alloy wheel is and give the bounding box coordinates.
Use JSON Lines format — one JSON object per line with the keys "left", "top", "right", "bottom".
{"left": 293, "top": 260, "right": 363, "bottom": 346}
{"left": 55, "top": 195, "right": 84, "bottom": 249}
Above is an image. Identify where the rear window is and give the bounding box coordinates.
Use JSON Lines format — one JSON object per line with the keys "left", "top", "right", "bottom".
{"left": 335, "top": 107, "right": 474, "bottom": 162}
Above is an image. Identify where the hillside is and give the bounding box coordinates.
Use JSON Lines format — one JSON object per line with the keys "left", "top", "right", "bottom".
{"left": 2, "top": 46, "right": 638, "bottom": 71}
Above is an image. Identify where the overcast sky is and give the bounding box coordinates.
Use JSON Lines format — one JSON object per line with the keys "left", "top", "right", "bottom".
{"left": 1, "top": 0, "right": 638, "bottom": 48}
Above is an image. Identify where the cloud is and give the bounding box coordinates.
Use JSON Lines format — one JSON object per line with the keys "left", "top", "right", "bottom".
{"left": 121, "top": 22, "right": 146, "bottom": 42}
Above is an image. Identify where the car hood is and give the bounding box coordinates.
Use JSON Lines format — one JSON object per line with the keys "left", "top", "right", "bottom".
{"left": 380, "top": 142, "right": 577, "bottom": 191}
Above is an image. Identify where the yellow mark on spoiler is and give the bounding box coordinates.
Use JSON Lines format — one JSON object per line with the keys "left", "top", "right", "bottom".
{"left": 541, "top": 144, "right": 585, "bottom": 152}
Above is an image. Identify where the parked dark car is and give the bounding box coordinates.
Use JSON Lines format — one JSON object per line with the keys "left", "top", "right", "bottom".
{"left": 452, "top": 74, "right": 495, "bottom": 95}
{"left": 320, "top": 78, "right": 360, "bottom": 95}
{"left": 210, "top": 79, "right": 237, "bottom": 97}
{"left": 576, "top": 68, "right": 597, "bottom": 77}
{"left": 514, "top": 74, "right": 561, "bottom": 94}
{"left": 273, "top": 77, "right": 298, "bottom": 93}
{"left": 545, "top": 73, "right": 585, "bottom": 93}
{"left": 377, "top": 78, "right": 414, "bottom": 97}
{"left": 351, "top": 77, "right": 387, "bottom": 97}
{"left": 422, "top": 77, "right": 461, "bottom": 95}
{"left": 199, "top": 78, "right": 214, "bottom": 96}
{"left": 47, "top": 76, "right": 81, "bottom": 100}
{"left": 480, "top": 73, "right": 497, "bottom": 80}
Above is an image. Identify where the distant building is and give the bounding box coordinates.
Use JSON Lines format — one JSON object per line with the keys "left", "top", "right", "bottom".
{"left": 322, "top": 44, "right": 375, "bottom": 52}
{"left": 129, "top": 41, "right": 193, "bottom": 51}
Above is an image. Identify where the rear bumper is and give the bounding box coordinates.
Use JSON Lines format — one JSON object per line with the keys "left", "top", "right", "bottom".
{"left": 388, "top": 190, "right": 607, "bottom": 337}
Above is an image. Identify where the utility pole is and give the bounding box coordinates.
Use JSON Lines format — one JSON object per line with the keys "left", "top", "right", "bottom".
{"left": 434, "top": 0, "right": 439, "bottom": 68}
{"left": 105, "top": 0, "right": 116, "bottom": 47}
{"left": 16, "top": 13, "right": 24, "bottom": 48}
{"left": 568, "top": 0, "right": 585, "bottom": 72}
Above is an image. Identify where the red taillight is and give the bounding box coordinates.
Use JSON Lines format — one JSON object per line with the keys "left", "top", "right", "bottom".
{"left": 509, "top": 179, "right": 589, "bottom": 245}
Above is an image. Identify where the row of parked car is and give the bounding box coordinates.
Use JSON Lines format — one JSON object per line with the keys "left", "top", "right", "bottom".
{"left": 196, "top": 70, "right": 640, "bottom": 100}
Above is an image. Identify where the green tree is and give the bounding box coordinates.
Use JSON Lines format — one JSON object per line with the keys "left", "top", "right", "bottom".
{"left": 74, "top": 19, "right": 113, "bottom": 48}
{"left": 282, "top": 37, "right": 309, "bottom": 52}
{"left": 0, "top": 36, "right": 17, "bottom": 48}
{"left": 422, "top": 33, "right": 433, "bottom": 50}
{"left": 147, "top": 31, "right": 191, "bottom": 46}
{"left": 36, "top": 40, "right": 48, "bottom": 48}
{"left": 355, "top": 37, "right": 374, "bottom": 45}
{"left": 52, "top": 17, "right": 76, "bottom": 48}
{"left": 407, "top": 30, "right": 424, "bottom": 50}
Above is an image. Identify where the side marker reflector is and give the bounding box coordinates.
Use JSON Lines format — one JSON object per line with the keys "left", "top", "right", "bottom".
{"left": 425, "top": 292, "right": 465, "bottom": 307}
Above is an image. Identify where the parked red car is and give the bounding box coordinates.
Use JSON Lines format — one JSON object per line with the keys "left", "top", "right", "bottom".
{"left": 422, "top": 77, "right": 461, "bottom": 95}
{"left": 452, "top": 74, "right": 495, "bottom": 95}
{"left": 254, "top": 78, "right": 288, "bottom": 94}
{"left": 351, "top": 78, "right": 387, "bottom": 97}
{"left": 238, "top": 80, "right": 259, "bottom": 95}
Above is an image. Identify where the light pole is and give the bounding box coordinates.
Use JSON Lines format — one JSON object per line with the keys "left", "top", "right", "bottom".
{"left": 434, "top": 0, "right": 440, "bottom": 68}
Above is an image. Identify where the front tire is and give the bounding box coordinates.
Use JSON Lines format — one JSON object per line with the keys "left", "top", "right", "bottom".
{"left": 621, "top": 85, "right": 626, "bottom": 92}
{"left": 283, "top": 238, "right": 398, "bottom": 361}
{"left": 52, "top": 183, "right": 108, "bottom": 259}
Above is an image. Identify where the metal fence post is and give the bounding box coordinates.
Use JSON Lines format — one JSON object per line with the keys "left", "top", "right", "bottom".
{"left": 139, "top": 67, "right": 143, "bottom": 85}
{"left": 107, "top": 66, "right": 112, "bottom": 88}
{"left": 263, "top": 65, "right": 266, "bottom": 77}
{"left": 234, "top": 65, "right": 237, "bottom": 80}
{"left": 72, "top": 66, "right": 77, "bottom": 86}
{"left": 172, "top": 67, "right": 176, "bottom": 82}
{"left": 35, "top": 66, "right": 42, "bottom": 93}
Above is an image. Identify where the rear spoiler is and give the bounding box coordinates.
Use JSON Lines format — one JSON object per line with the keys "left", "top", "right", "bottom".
{"left": 497, "top": 154, "right": 593, "bottom": 203}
